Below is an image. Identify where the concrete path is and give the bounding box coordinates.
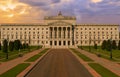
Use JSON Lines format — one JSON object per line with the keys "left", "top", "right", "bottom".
{"left": 25, "top": 49, "right": 93, "bottom": 77}
{"left": 0, "top": 48, "right": 44, "bottom": 74}
{"left": 76, "top": 48, "right": 120, "bottom": 76}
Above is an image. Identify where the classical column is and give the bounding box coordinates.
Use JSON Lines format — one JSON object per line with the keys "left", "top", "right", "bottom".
{"left": 66, "top": 27, "right": 68, "bottom": 39}
{"left": 53, "top": 27, "right": 55, "bottom": 39}
{"left": 61, "top": 27, "right": 63, "bottom": 39}
{"left": 58, "top": 27, "right": 61, "bottom": 38}
{"left": 67, "top": 27, "right": 70, "bottom": 39}
{"left": 57, "top": 27, "right": 59, "bottom": 38}
{"left": 63, "top": 27, "right": 66, "bottom": 39}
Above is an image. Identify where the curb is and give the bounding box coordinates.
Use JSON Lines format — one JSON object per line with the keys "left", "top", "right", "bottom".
{"left": 17, "top": 49, "right": 51, "bottom": 77}
{"left": 69, "top": 49, "right": 101, "bottom": 77}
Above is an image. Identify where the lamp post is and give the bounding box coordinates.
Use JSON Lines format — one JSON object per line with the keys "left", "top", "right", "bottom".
{"left": 81, "top": 40, "right": 82, "bottom": 49}
{"left": 110, "top": 38, "right": 112, "bottom": 59}
{"left": 28, "top": 34, "right": 30, "bottom": 52}
{"left": 89, "top": 33, "right": 91, "bottom": 52}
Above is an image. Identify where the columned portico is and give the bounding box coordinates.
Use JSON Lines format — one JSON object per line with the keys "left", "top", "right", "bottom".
{"left": 49, "top": 25, "right": 75, "bottom": 48}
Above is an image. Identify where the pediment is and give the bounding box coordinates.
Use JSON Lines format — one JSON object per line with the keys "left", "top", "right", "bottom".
{"left": 48, "top": 21, "right": 72, "bottom": 26}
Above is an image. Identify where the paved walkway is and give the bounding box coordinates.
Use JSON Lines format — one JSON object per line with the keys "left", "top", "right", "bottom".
{"left": 25, "top": 49, "right": 93, "bottom": 77}
{"left": 0, "top": 48, "right": 44, "bottom": 74}
{"left": 76, "top": 48, "right": 120, "bottom": 76}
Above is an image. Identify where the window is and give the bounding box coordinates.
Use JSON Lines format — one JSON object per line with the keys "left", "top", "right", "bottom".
{"left": 20, "top": 28, "right": 22, "bottom": 30}
{"left": 81, "top": 28, "right": 82, "bottom": 30}
{"left": 89, "top": 28, "right": 91, "bottom": 30}
{"left": 33, "top": 28, "right": 35, "bottom": 30}
{"left": 3, "top": 28, "right": 5, "bottom": 30}
{"left": 33, "top": 36, "right": 35, "bottom": 39}
{"left": 29, "top": 28, "right": 31, "bottom": 30}
{"left": 16, "top": 28, "right": 18, "bottom": 30}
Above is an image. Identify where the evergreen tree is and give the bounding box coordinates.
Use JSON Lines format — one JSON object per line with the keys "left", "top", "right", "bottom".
{"left": 101, "top": 40, "right": 107, "bottom": 50}
{"left": 14, "top": 40, "right": 21, "bottom": 50}
{"left": 94, "top": 43, "right": 97, "bottom": 49}
{"left": 23, "top": 43, "right": 26, "bottom": 49}
{"left": 112, "top": 40, "right": 117, "bottom": 49}
{"left": 26, "top": 43, "right": 29, "bottom": 48}
{"left": 3, "top": 39, "right": 8, "bottom": 59}
{"left": 9, "top": 41, "right": 14, "bottom": 51}
{"left": 0, "top": 43, "right": 1, "bottom": 50}
{"left": 118, "top": 40, "right": 120, "bottom": 50}
{"left": 106, "top": 40, "right": 112, "bottom": 51}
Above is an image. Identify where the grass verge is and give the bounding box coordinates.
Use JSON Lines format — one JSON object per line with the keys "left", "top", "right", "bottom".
{"left": 25, "top": 48, "right": 49, "bottom": 62}
{"left": 0, "top": 46, "right": 41, "bottom": 62}
{"left": 82, "top": 46, "right": 119, "bottom": 61}
{"left": 88, "top": 63, "right": 119, "bottom": 77}
{"left": 0, "top": 63, "right": 30, "bottom": 77}
{"left": 70, "top": 48, "right": 93, "bottom": 62}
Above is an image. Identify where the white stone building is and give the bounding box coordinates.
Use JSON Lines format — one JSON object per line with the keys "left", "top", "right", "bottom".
{"left": 0, "top": 12, "right": 119, "bottom": 48}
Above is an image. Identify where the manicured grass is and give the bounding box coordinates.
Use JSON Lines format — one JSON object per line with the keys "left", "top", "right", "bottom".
{"left": 82, "top": 46, "right": 120, "bottom": 61}
{"left": 25, "top": 48, "right": 49, "bottom": 62}
{"left": 88, "top": 63, "right": 119, "bottom": 77}
{"left": 0, "top": 46, "right": 41, "bottom": 62}
{"left": 70, "top": 48, "right": 93, "bottom": 62}
{"left": 0, "top": 63, "right": 30, "bottom": 77}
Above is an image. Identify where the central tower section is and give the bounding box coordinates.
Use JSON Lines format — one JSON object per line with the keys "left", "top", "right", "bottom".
{"left": 44, "top": 12, "right": 76, "bottom": 48}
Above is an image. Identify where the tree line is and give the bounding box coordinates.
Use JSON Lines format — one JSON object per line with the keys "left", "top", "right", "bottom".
{"left": 0, "top": 39, "right": 29, "bottom": 59}
{"left": 101, "top": 40, "right": 120, "bottom": 51}
{"left": 94, "top": 40, "right": 120, "bottom": 51}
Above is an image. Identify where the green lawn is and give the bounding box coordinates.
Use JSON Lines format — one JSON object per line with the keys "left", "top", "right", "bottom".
{"left": 0, "top": 46, "right": 41, "bottom": 62}
{"left": 88, "top": 63, "right": 119, "bottom": 77}
{"left": 70, "top": 48, "right": 94, "bottom": 62}
{"left": 82, "top": 46, "right": 120, "bottom": 61}
{"left": 0, "top": 63, "right": 30, "bottom": 77}
{"left": 25, "top": 48, "right": 49, "bottom": 62}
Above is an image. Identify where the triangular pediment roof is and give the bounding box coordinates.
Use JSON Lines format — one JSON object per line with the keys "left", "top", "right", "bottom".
{"left": 48, "top": 21, "right": 73, "bottom": 25}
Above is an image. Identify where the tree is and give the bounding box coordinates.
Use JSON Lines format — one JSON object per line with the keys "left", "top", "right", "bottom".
{"left": 14, "top": 40, "right": 21, "bottom": 50}
{"left": 3, "top": 39, "right": 8, "bottom": 59}
{"left": 26, "top": 43, "right": 29, "bottom": 49}
{"left": 23, "top": 43, "right": 26, "bottom": 49}
{"left": 118, "top": 40, "right": 120, "bottom": 50}
{"left": 94, "top": 43, "right": 97, "bottom": 49}
{"left": 0, "top": 43, "right": 1, "bottom": 50}
{"left": 101, "top": 40, "right": 107, "bottom": 50}
{"left": 106, "top": 40, "right": 112, "bottom": 51}
{"left": 112, "top": 40, "right": 117, "bottom": 49}
{"left": 9, "top": 41, "right": 14, "bottom": 51}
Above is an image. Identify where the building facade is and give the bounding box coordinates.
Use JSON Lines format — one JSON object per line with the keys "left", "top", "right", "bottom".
{"left": 0, "top": 12, "right": 119, "bottom": 48}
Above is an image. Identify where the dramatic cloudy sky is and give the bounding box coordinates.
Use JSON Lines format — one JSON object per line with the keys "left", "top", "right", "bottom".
{"left": 0, "top": 0, "right": 120, "bottom": 24}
